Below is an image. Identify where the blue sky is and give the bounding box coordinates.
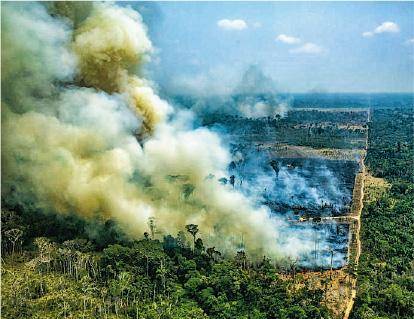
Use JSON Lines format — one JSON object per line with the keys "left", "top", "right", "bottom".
{"left": 133, "top": 2, "right": 414, "bottom": 94}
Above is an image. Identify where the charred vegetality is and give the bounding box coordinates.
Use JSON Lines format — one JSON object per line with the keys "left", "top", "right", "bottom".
{"left": 218, "top": 118, "right": 362, "bottom": 268}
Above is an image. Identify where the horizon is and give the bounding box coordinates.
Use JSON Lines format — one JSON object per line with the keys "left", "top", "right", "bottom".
{"left": 169, "top": 91, "right": 414, "bottom": 96}
{"left": 131, "top": 1, "right": 414, "bottom": 94}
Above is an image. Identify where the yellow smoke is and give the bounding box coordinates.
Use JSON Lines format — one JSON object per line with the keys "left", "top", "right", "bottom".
{"left": 72, "top": 3, "right": 170, "bottom": 135}
{"left": 2, "top": 2, "right": 311, "bottom": 260}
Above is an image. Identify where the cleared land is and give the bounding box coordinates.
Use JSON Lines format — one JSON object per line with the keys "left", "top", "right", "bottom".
{"left": 216, "top": 108, "right": 370, "bottom": 318}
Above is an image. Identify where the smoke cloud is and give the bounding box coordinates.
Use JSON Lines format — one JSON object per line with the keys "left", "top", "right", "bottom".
{"left": 72, "top": 3, "right": 171, "bottom": 135}
{"left": 226, "top": 147, "right": 353, "bottom": 268}
{"left": 232, "top": 65, "right": 290, "bottom": 118}
{"left": 1, "top": 2, "right": 312, "bottom": 260}
{"left": 170, "top": 65, "right": 290, "bottom": 120}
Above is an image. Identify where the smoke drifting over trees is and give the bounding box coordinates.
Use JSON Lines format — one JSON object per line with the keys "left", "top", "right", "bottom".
{"left": 1, "top": 2, "right": 316, "bottom": 260}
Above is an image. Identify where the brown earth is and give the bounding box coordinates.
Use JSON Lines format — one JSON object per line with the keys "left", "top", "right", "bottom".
{"left": 280, "top": 154, "right": 366, "bottom": 319}
{"left": 270, "top": 108, "right": 371, "bottom": 318}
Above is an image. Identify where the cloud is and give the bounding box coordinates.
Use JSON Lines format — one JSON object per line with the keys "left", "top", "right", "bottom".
{"left": 405, "top": 38, "right": 414, "bottom": 45}
{"left": 276, "top": 34, "right": 301, "bottom": 44}
{"left": 362, "top": 31, "right": 374, "bottom": 38}
{"left": 290, "top": 42, "right": 324, "bottom": 54}
{"left": 217, "top": 19, "right": 247, "bottom": 30}
{"left": 277, "top": 35, "right": 325, "bottom": 55}
{"left": 362, "top": 21, "right": 400, "bottom": 37}
{"left": 374, "top": 21, "right": 400, "bottom": 33}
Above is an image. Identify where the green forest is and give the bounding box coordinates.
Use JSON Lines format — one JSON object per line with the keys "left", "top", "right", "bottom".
{"left": 351, "top": 108, "right": 414, "bottom": 319}
{"left": 2, "top": 209, "right": 331, "bottom": 318}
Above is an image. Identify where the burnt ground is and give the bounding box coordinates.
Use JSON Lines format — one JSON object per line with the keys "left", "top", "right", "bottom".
{"left": 214, "top": 108, "right": 369, "bottom": 273}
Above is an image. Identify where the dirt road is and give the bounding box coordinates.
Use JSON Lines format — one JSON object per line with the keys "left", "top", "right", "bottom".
{"left": 343, "top": 157, "right": 365, "bottom": 319}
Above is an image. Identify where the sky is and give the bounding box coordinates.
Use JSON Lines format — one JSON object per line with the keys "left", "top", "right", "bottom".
{"left": 131, "top": 1, "right": 414, "bottom": 94}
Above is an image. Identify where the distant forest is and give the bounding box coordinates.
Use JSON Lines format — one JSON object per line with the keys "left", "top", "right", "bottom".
{"left": 169, "top": 93, "right": 414, "bottom": 111}
{"left": 290, "top": 93, "right": 414, "bottom": 109}
{"left": 351, "top": 107, "right": 414, "bottom": 319}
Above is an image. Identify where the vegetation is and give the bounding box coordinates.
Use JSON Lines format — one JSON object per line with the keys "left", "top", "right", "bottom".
{"left": 203, "top": 111, "right": 368, "bottom": 149}
{"left": 351, "top": 108, "right": 414, "bottom": 319}
{"left": 1, "top": 206, "right": 332, "bottom": 319}
{"left": 2, "top": 107, "right": 413, "bottom": 318}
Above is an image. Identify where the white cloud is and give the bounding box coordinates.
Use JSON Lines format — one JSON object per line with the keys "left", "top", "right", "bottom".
{"left": 374, "top": 21, "right": 400, "bottom": 34}
{"left": 277, "top": 35, "right": 325, "bottom": 55}
{"left": 276, "top": 34, "right": 301, "bottom": 44}
{"left": 362, "top": 21, "right": 400, "bottom": 37}
{"left": 217, "top": 19, "right": 247, "bottom": 30}
{"left": 290, "top": 42, "right": 324, "bottom": 54}
{"left": 362, "top": 31, "right": 374, "bottom": 38}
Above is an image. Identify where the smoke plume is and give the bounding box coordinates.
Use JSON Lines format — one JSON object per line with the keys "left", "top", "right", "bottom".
{"left": 1, "top": 2, "right": 313, "bottom": 259}
{"left": 170, "top": 65, "right": 289, "bottom": 120}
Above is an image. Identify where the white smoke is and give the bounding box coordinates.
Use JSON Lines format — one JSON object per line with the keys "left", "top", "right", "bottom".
{"left": 238, "top": 101, "right": 289, "bottom": 119}
{"left": 1, "top": 2, "right": 313, "bottom": 260}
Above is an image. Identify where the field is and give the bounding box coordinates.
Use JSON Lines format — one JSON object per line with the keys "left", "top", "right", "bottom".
{"left": 204, "top": 107, "right": 370, "bottom": 318}
{"left": 205, "top": 109, "right": 368, "bottom": 149}
{"left": 207, "top": 108, "right": 368, "bottom": 269}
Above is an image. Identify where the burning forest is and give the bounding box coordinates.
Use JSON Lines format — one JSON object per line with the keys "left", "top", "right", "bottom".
{"left": 1, "top": 1, "right": 368, "bottom": 269}
{"left": 2, "top": 2, "right": 329, "bottom": 263}
{"left": 4, "top": 2, "right": 409, "bottom": 319}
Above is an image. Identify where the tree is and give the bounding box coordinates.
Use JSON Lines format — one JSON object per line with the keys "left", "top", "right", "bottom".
{"left": 186, "top": 224, "right": 199, "bottom": 252}
{"left": 163, "top": 234, "right": 177, "bottom": 255}
{"left": 4, "top": 228, "right": 23, "bottom": 256}
{"left": 288, "top": 257, "right": 298, "bottom": 281}
{"left": 206, "top": 247, "right": 221, "bottom": 262}
{"left": 156, "top": 259, "right": 168, "bottom": 293}
{"left": 235, "top": 250, "right": 248, "bottom": 270}
{"left": 148, "top": 217, "right": 157, "bottom": 239}
{"left": 194, "top": 238, "right": 204, "bottom": 254}
{"left": 176, "top": 231, "right": 188, "bottom": 249}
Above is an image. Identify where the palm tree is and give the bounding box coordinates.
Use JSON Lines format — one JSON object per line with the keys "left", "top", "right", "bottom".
{"left": 185, "top": 224, "right": 199, "bottom": 252}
